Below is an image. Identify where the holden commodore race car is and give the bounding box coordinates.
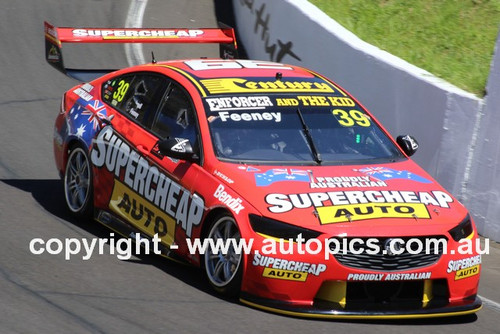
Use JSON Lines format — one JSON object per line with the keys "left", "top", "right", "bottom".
{"left": 45, "top": 21, "right": 482, "bottom": 319}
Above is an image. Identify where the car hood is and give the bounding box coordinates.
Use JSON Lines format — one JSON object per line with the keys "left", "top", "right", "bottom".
{"left": 212, "top": 160, "right": 468, "bottom": 237}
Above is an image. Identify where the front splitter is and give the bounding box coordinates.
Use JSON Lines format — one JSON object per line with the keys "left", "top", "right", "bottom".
{"left": 240, "top": 293, "right": 482, "bottom": 320}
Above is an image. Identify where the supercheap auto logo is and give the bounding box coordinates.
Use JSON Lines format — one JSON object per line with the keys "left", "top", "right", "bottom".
{"left": 447, "top": 255, "right": 481, "bottom": 280}
{"left": 252, "top": 253, "right": 327, "bottom": 282}
{"left": 265, "top": 190, "right": 453, "bottom": 224}
{"left": 90, "top": 126, "right": 204, "bottom": 240}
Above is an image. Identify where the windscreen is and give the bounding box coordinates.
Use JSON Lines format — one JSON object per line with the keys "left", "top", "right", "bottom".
{"left": 204, "top": 94, "right": 404, "bottom": 165}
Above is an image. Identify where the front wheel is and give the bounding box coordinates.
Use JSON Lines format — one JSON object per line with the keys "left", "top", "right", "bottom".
{"left": 64, "top": 146, "right": 93, "bottom": 218}
{"left": 204, "top": 213, "right": 243, "bottom": 297}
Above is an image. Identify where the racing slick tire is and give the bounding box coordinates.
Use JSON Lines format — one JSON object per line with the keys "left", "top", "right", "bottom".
{"left": 203, "top": 213, "right": 243, "bottom": 297}
{"left": 63, "top": 145, "right": 93, "bottom": 219}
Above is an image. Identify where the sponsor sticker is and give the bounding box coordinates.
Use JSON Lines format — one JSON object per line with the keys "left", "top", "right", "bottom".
{"left": 72, "top": 29, "right": 204, "bottom": 39}
{"left": 47, "top": 45, "right": 60, "bottom": 62}
{"left": 310, "top": 175, "right": 387, "bottom": 189}
{"left": 217, "top": 111, "right": 281, "bottom": 123}
{"left": 266, "top": 190, "right": 453, "bottom": 223}
{"left": 252, "top": 253, "right": 327, "bottom": 281}
{"left": 447, "top": 255, "right": 481, "bottom": 280}
{"left": 266, "top": 190, "right": 453, "bottom": 214}
{"left": 109, "top": 180, "right": 175, "bottom": 246}
{"left": 206, "top": 96, "right": 273, "bottom": 111}
{"left": 316, "top": 202, "right": 430, "bottom": 224}
{"left": 213, "top": 184, "right": 244, "bottom": 214}
{"left": 213, "top": 170, "right": 234, "bottom": 184}
{"left": 73, "top": 83, "right": 94, "bottom": 102}
{"left": 262, "top": 268, "right": 307, "bottom": 282}
{"left": 200, "top": 78, "right": 335, "bottom": 95}
{"left": 347, "top": 272, "right": 431, "bottom": 281}
{"left": 91, "top": 127, "right": 205, "bottom": 237}
{"left": 276, "top": 96, "right": 354, "bottom": 107}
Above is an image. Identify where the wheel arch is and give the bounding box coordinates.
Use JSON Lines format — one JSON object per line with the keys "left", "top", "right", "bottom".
{"left": 200, "top": 207, "right": 235, "bottom": 241}
{"left": 63, "top": 137, "right": 90, "bottom": 171}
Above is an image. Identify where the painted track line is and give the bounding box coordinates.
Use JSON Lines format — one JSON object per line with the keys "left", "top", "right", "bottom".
{"left": 479, "top": 295, "right": 500, "bottom": 313}
{"left": 125, "top": 0, "right": 148, "bottom": 66}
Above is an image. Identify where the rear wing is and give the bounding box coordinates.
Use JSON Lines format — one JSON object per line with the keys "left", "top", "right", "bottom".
{"left": 44, "top": 21, "right": 238, "bottom": 81}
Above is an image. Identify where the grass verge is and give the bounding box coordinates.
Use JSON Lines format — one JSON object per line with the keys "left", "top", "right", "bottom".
{"left": 309, "top": 0, "right": 500, "bottom": 96}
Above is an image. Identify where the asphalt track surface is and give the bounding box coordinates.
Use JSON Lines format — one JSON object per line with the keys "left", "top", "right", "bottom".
{"left": 1, "top": 0, "right": 499, "bottom": 333}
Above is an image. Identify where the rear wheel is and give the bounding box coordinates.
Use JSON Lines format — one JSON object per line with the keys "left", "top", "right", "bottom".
{"left": 204, "top": 213, "right": 243, "bottom": 297}
{"left": 64, "top": 146, "right": 93, "bottom": 218}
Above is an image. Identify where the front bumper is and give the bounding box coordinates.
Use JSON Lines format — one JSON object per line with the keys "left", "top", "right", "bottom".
{"left": 241, "top": 233, "right": 482, "bottom": 319}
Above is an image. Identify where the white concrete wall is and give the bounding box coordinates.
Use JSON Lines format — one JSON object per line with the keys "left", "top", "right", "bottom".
{"left": 232, "top": 0, "right": 499, "bottom": 241}
{"left": 467, "top": 32, "right": 500, "bottom": 241}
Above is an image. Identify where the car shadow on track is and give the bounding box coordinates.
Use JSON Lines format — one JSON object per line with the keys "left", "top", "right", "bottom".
{"left": 1, "top": 178, "right": 481, "bottom": 324}
{"left": 1, "top": 178, "right": 239, "bottom": 304}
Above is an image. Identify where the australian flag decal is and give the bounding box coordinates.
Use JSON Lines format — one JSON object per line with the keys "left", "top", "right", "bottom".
{"left": 255, "top": 168, "right": 310, "bottom": 187}
{"left": 356, "top": 166, "right": 431, "bottom": 183}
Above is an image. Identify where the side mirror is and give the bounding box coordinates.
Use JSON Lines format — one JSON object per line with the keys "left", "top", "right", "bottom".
{"left": 158, "top": 138, "right": 197, "bottom": 161}
{"left": 397, "top": 135, "right": 418, "bottom": 157}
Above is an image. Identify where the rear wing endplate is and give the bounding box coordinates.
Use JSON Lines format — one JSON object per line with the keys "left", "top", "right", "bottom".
{"left": 44, "top": 21, "right": 238, "bottom": 81}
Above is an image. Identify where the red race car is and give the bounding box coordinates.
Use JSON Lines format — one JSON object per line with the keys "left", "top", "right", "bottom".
{"left": 45, "top": 21, "right": 482, "bottom": 319}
